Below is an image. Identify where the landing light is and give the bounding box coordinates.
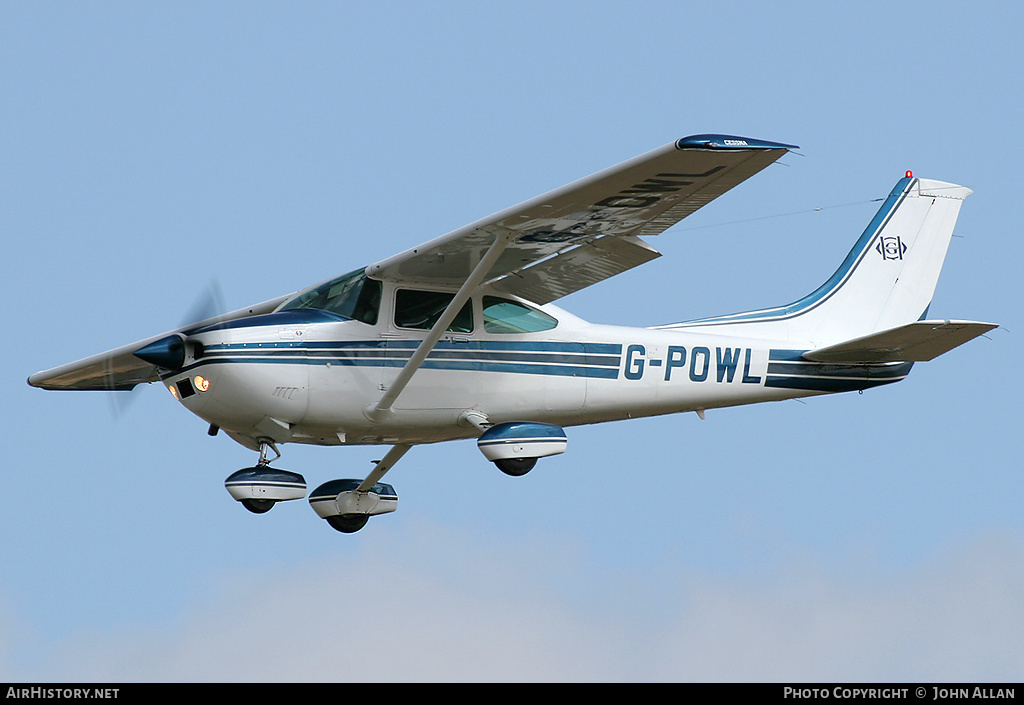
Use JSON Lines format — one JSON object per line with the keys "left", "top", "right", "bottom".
{"left": 194, "top": 375, "right": 210, "bottom": 392}
{"left": 169, "top": 385, "right": 179, "bottom": 400}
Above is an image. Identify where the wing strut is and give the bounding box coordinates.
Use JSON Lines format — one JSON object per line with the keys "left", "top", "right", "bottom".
{"left": 366, "top": 230, "right": 514, "bottom": 422}
{"left": 357, "top": 443, "right": 412, "bottom": 492}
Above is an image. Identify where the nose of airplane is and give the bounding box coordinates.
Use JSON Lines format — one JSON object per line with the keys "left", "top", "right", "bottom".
{"left": 133, "top": 334, "right": 186, "bottom": 370}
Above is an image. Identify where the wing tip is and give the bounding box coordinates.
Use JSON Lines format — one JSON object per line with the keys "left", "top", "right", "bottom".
{"left": 676, "top": 134, "right": 799, "bottom": 151}
{"left": 26, "top": 371, "right": 54, "bottom": 389}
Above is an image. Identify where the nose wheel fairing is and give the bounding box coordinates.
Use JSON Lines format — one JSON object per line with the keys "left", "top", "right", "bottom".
{"left": 225, "top": 467, "right": 308, "bottom": 511}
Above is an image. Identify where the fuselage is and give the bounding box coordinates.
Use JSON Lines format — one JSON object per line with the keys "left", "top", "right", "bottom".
{"left": 160, "top": 279, "right": 911, "bottom": 450}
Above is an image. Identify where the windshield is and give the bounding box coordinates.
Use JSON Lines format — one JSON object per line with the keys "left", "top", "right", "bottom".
{"left": 279, "top": 269, "right": 381, "bottom": 324}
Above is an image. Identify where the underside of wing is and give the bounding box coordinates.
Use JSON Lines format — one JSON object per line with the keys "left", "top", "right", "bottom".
{"left": 27, "top": 294, "right": 292, "bottom": 391}
{"left": 29, "top": 341, "right": 164, "bottom": 391}
{"left": 488, "top": 234, "right": 661, "bottom": 305}
{"left": 367, "top": 134, "right": 796, "bottom": 303}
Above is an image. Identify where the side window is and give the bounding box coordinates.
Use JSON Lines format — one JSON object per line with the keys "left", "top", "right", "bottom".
{"left": 395, "top": 289, "right": 474, "bottom": 333}
{"left": 483, "top": 296, "right": 557, "bottom": 334}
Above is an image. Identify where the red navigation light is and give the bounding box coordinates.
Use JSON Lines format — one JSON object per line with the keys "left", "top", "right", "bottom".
{"left": 906, "top": 170, "right": 913, "bottom": 178}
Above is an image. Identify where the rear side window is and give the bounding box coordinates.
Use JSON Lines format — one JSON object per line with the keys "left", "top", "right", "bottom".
{"left": 483, "top": 296, "right": 557, "bottom": 334}
{"left": 395, "top": 289, "right": 473, "bottom": 333}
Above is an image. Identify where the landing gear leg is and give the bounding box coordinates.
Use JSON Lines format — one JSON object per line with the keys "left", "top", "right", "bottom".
{"left": 257, "top": 440, "right": 281, "bottom": 467}
{"left": 240, "top": 440, "right": 283, "bottom": 513}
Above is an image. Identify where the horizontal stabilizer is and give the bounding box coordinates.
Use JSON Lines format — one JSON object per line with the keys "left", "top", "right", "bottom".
{"left": 803, "top": 320, "right": 997, "bottom": 364}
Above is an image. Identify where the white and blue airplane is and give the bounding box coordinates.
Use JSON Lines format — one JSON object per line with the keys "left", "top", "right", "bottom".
{"left": 28, "top": 135, "right": 996, "bottom": 532}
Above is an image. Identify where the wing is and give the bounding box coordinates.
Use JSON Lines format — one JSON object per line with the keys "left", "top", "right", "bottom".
{"left": 27, "top": 294, "right": 291, "bottom": 391}
{"left": 367, "top": 134, "right": 796, "bottom": 303}
{"left": 30, "top": 135, "right": 794, "bottom": 393}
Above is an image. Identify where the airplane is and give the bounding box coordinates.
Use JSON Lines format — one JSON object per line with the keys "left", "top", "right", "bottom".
{"left": 28, "top": 134, "right": 997, "bottom": 533}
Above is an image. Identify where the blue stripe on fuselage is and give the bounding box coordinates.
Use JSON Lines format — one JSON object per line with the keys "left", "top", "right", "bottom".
{"left": 173, "top": 339, "right": 624, "bottom": 380}
{"left": 764, "top": 349, "right": 913, "bottom": 392}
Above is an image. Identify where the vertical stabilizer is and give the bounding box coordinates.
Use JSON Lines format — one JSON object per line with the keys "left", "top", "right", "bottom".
{"left": 667, "top": 176, "right": 972, "bottom": 346}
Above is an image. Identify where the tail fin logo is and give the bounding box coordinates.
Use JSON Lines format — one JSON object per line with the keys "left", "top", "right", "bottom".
{"left": 876, "top": 235, "right": 907, "bottom": 261}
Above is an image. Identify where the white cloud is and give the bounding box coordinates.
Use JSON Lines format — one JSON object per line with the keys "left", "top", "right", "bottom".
{"left": 4, "top": 525, "right": 1024, "bottom": 682}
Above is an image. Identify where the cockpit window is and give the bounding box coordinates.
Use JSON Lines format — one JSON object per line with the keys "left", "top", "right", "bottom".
{"left": 395, "top": 289, "right": 473, "bottom": 333}
{"left": 483, "top": 296, "right": 557, "bottom": 334}
{"left": 279, "top": 269, "right": 381, "bottom": 324}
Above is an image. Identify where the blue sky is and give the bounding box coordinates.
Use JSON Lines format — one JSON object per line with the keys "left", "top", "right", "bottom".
{"left": 2, "top": 1, "right": 1022, "bottom": 681}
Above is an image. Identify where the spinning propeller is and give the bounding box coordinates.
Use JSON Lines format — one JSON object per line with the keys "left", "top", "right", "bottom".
{"left": 105, "top": 280, "right": 225, "bottom": 419}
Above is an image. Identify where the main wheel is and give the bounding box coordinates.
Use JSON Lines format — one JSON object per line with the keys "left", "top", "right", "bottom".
{"left": 326, "top": 514, "right": 370, "bottom": 533}
{"left": 494, "top": 457, "right": 537, "bottom": 477}
{"left": 241, "top": 498, "right": 276, "bottom": 514}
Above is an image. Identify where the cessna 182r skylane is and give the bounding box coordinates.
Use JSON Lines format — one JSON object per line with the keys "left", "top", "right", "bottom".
{"left": 29, "top": 135, "right": 996, "bottom": 533}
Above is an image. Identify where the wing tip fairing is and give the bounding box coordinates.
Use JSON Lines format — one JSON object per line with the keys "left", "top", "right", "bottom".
{"left": 676, "top": 134, "right": 799, "bottom": 151}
